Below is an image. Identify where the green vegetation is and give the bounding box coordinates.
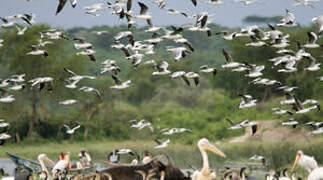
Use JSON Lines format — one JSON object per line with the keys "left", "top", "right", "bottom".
{"left": 0, "top": 23, "right": 322, "bottom": 166}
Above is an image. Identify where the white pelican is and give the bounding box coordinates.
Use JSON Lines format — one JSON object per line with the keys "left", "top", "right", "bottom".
{"left": 291, "top": 151, "right": 323, "bottom": 180}
{"left": 291, "top": 151, "right": 318, "bottom": 173}
{"left": 191, "top": 138, "right": 226, "bottom": 180}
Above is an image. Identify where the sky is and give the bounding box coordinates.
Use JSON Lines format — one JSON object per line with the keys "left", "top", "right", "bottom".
{"left": 1, "top": 0, "right": 323, "bottom": 29}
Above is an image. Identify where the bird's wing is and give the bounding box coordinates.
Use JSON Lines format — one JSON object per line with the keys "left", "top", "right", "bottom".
{"left": 72, "top": 125, "right": 81, "bottom": 131}
{"left": 226, "top": 118, "right": 236, "bottom": 126}
{"left": 112, "top": 75, "right": 122, "bottom": 85}
{"left": 63, "top": 124, "right": 70, "bottom": 130}
{"left": 63, "top": 67, "right": 77, "bottom": 76}
{"left": 155, "top": 139, "right": 162, "bottom": 145}
{"left": 127, "top": 0, "right": 132, "bottom": 11}
{"left": 70, "top": 0, "right": 77, "bottom": 8}
{"left": 222, "top": 49, "right": 233, "bottom": 63}
{"left": 190, "top": 0, "right": 197, "bottom": 6}
{"left": 56, "top": 0, "right": 68, "bottom": 15}
{"left": 138, "top": 2, "right": 148, "bottom": 15}
{"left": 251, "top": 124, "right": 258, "bottom": 135}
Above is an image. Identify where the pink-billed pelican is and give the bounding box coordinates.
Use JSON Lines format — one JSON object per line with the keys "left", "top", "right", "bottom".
{"left": 291, "top": 150, "right": 323, "bottom": 180}
{"left": 291, "top": 151, "right": 318, "bottom": 173}
{"left": 192, "top": 138, "right": 226, "bottom": 180}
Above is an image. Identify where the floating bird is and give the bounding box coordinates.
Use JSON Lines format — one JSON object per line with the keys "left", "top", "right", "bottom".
{"left": 63, "top": 124, "right": 81, "bottom": 135}
{"left": 154, "top": 139, "right": 170, "bottom": 149}
{"left": 111, "top": 75, "right": 131, "bottom": 89}
{"left": 191, "top": 138, "right": 226, "bottom": 180}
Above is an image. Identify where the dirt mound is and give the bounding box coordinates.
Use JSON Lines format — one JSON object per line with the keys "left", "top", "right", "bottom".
{"left": 229, "top": 120, "right": 311, "bottom": 143}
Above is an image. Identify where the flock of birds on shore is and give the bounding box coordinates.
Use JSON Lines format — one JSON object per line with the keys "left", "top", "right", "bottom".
{"left": 0, "top": 0, "right": 323, "bottom": 178}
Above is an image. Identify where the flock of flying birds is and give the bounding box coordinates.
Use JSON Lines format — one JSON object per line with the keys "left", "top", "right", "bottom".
{"left": 0, "top": 0, "right": 323, "bottom": 147}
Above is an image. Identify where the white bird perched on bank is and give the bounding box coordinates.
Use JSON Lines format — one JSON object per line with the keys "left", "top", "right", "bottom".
{"left": 59, "top": 99, "right": 77, "bottom": 105}
{"left": 238, "top": 94, "right": 257, "bottom": 109}
{"left": 161, "top": 128, "right": 192, "bottom": 135}
{"left": 63, "top": 124, "right": 81, "bottom": 135}
{"left": 154, "top": 139, "right": 170, "bottom": 149}
{"left": 110, "top": 75, "right": 131, "bottom": 89}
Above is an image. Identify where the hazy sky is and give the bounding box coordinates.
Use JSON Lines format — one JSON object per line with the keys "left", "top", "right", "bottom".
{"left": 1, "top": 0, "right": 323, "bottom": 29}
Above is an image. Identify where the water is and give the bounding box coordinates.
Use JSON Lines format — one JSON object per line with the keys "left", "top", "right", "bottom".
{"left": 0, "top": 159, "right": 16, "bottom": 176}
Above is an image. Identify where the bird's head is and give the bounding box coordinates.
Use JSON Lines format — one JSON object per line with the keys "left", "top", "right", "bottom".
{"left": 291, "top": 150, "right": 303, "bottom": 172}
{"left": 198, "top": 138, "right": 226, "bottom": 158}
